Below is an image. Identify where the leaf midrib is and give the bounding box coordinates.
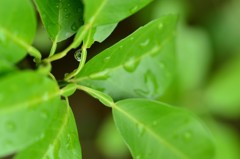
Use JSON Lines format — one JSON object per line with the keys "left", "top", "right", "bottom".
{"left": 73, "top": 31, "right": 174, "bottom": 83}
{"left": 0, "top": 91, "right": 60, "bottom": 114}
{"left": 42, "top": 103, "right": 70, "bottom": 159}
{"left": 113, "top": 104, "right": 190, "bottom": 159}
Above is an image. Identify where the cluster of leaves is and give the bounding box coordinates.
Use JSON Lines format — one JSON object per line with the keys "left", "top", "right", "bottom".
{"left": 0, "top": 0, "right": 217, "bottom": 159}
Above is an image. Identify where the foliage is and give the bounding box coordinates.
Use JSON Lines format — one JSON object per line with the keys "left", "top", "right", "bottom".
{"left": 0, "top": 0, "right": 239, "bottom": 159}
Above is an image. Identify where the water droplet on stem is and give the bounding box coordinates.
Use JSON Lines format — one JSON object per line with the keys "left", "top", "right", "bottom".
{"left": 74, "top": 49, "right": 82, "bottom": 62}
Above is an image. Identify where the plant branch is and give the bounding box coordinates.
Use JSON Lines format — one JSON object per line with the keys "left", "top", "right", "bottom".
{"left": 44, "top": 24, "right": 90, "bottom": 63}
{"left": 49, "top": 38, "right": 58, "bottom": 57}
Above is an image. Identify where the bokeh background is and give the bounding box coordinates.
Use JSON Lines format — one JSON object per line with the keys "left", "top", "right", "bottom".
{"left": 16, "top": 0, "right": 240, "bottom": 158}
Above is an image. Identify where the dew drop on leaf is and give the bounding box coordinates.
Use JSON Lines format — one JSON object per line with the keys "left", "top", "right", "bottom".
{"left": 152, "top": 120, "right": 158, "bottom": 126}
{"left": 103, "top": 56, "right": 111, "bottom": 62}
{"left": 136, "top": 154, "right": 141, "bottom": 159}
{"left": 74, "top": 49, "right": 82, "bottom": 62}
{"left": 140, "top": 39, "right": 150, "bottom": 47}
{"left": 42, "top": 92, "right": 49, "bottom": 101}
{"left": 159, "top": 62, "right": 166, "bottom": 69}
{"left": 89, "top": 70, "right": 109, "bottom": 80}
{"left": 184, "top": 131, "right": 192, "bottom": 141}
{"left": 123, "top": 57, "right": 140, "bottom": 72}
{"left": 5, "top": 121, "right": 16, "bottom": 132}
{"left": 158, "top": 23, "right": 163, "bottom": 29}
{"left": 130, "top": 6, "right": 138, "bottom": 13}
{"left": 137, "top": 124, "right": 145, "bottom": 137}
{"left": 66, "top": 134, "right": 72, "bottom": 149}
{"left": 71, "top": 23, "right": 78, "bottom": 31}
{"left": 40, "top": 110, "right": 49, "bottom": 119}
{"left": 0, "top": 32, "right": 6, "bottom": 43}
{"left": 65, "top": 13, "right": 70, "bottom": 18}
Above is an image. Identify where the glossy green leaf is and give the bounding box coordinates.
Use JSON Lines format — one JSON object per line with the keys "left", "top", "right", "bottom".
{"left": 15, "top": 101, "right": 82, "bottom": 159}
{"left": 205, "top": 55, "right": 240, "bottom": 118}
{"left": 0, "top": 0, "right": 37, "bottom": 63}
{"left": 82, "top": 0, "right": 153, "bottom": 44}
{"left": 0, "top": 58, "right": 15, "bottom": 76}
{"left": 0, "top": 71, "right": 61, "bottom": 157}
{"left": 75, "top": 15, "right": 177, "bottom": 100}
{"left": 83, "top": 0, "right": 153, "bottom": 26}
{"left": 34, "top": 0, "right": 84, "bottom": 42}
{"left": 113, "top": 99, "right": 215, "bottom": 159}
{"left": 94, "top": 23, "right": 118, "bottom": 43}
{"left": 77, "top": 85, "right": 114, "bottom": 107}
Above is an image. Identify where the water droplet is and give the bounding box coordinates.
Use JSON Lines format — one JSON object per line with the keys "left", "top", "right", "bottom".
{"left": 0, "top": 32, "right": 6, "bottom": 43}
{"left": 65, "top": 32, "right": 72, "bottom": 37}
{"left": 152, "top": 120, "right": 158, "bottom": 126}
{"left": 71, "top": 23, "right": 78, "bottom": 31}
{"left": 119, "top": 45, "right": 123, "bottom": 49}
{"left": 41, "top": 110, "right": 48, "bottom": 119}
{"left": 104, "top": 56, "right": 111, "bottom": 62}
{"left": 141, "top": 70, "right": 158, "bottom": 97}
{"left": 42, "top": 92, "right": 49, "bottom": 101}
{"left": 89, "top": 70, "right": 109, "bottom": 80}
{"left": 184, "top": 131, "right": 192, "bottom": 141}
{"left": 134, "top": 89, "right": 148, "bottom": 97}
{"left": 123, "top": 57, "right": 140, "bottom": 72}
{"left": 66, "top": 133, "right": 75, "bottom": 150}
{"left": 130, "top": 6, "right": 138, "bottom": 13}
{"left": 158, "top": 23, "right": 163, "bottom": 29}
{"left": 65, "top": 13, "right": 70, "bottom": 18}
{"left": 136, "top": 154, "right": 141, "bottom": 159}
{"left": 56, "top": 5, "right": 59, "bottom": 8}
{"left": 77, "top": 8, "right": 82, "bottom": 13}
{"left": 64, "top": 8, "right": 68, "bottom": 12}
{"left": 140, "top": 39, "right": 150, "bottom": 47}
{"left": 5, "top": 121, "right": 16, "bottom": 132}
{"left": 74, "top": 49, "right": 81, "bottom": 62}
{"left": 4, "top": 140, "right": 13, "bottom": 148}
{"left": 159, "top": 62, "right": 165, "bottom": 68}
{"left": 137, "top": 124, "right": 145, "bottom": 137}
{"left": 130, "top": 37, "right": 134, "bottom": 41}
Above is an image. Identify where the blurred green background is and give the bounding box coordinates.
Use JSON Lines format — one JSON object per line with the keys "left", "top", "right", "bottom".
{"left": 18, "top": 0, "right": 240, "bottom": 158}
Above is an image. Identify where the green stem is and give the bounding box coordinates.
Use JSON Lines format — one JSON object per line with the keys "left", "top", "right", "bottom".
{"left": 45, "top": 24, "right": 90, "bottom": 63}
{"left": 49, "top": 39, "right": 58, "bottom": 57}
{"left": 64, "top": 26, "right": 93, "bottom": 80}
{"left": 64, "top": 47, "right": 87, "bottom": 80}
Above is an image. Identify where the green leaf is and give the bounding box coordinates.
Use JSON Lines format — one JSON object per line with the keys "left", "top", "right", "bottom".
{"left": 77, "top": 85, "right": 114, "bottom": 107}
{"left": 15, "top": 101, "right": 82, "bottom": 159}
{"left": 205, "top": 55, "right": 240, "bottom": 118}
{"left": 75, "top": 15, "right": 177, "bottom": 100}
{"left": 0, "top": 71, "right": 61, "bottom": 157}
{"left": 83, "top": 0, "right": 153, "bottom": 27}
{"left": 0, "top": 58, "right": 15, "bottom": 76}
{"left": 82, "top": 0, "right": 153, "bottom": 44}
{"left": 0, "top": 0, "right": 37, "bottom": 63}
{"left": 94, "top": 23, "right": 118, "bottom": 43}
{"left": 34, "top": 0, "right": 84, "bottom": 42}
{"left": 113, "top": 99, "right": 215, "bottom": 159}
